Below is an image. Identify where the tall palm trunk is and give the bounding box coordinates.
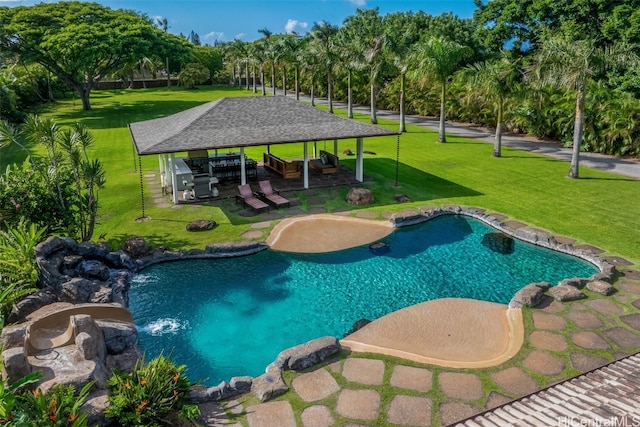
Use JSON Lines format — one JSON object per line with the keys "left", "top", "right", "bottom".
{"left": 271, "top": 64, "right": 276, "bottom": 95}
{"left": 399, "top": 73, "right": 406, "bottom": 133}
{"left": 282, "top": 66, "right": 287, "bottom": 96}
{"left": 569, "top": 88, "right": 585, "bottom": 178}
{"left": 310, "top": 80, "right": 315, "bottom": 106}
{"left": 261, "top": 67, "right": 266, "bottom": 95}
{"left": 252, "top": 64, "right": 257, "bottom": 93}
{"left": 494, "top": 99, "right": 503, "bottom": 157}
{"left": 294, "top": 66, "right": 299, "bottom": 101}
{"left": 245, "top": 62, "right": 250, "bottom": 90}
{"left": 370, "top": 84, "right": 377, "bottom": 124}
{"left": 327, "top": 71, "right": 333, "bottom": 113}
{"left": 439, "top": 81, "right": 447, "bottom": 143}
{"left": 347, "top": 72, "right": 353, "bottom": 118}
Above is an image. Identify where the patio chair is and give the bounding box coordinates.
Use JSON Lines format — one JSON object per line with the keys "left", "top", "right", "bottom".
{"left": 236, "top": 184, "right": 269, "bottom": 213}
{"left": 258, "top": 180, "right": 290, "bottom": 208}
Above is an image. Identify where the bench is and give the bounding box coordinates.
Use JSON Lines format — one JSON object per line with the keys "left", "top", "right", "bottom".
{"left": 309, "top": 150, "right": 339, "bottom": 174}
{"left": 263, "top": 152, "right": 301, "bottom": 179}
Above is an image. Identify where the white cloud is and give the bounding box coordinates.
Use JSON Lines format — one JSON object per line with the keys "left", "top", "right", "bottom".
{"left": 234, "top": 32, "right": 246, "bottom": 40}
{"left": 284, "top": 19, "right": 308, "bottom": 34}
{"left": 203, "top": 31, "right": 225, "bottom": 42}
{"left": 348, "top": 0, "right": 367, "bottom": 6}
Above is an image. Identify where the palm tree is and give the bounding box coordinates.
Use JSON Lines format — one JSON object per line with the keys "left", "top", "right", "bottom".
{"left": 156, "top": 17, "right": 171, "bottom": 87}
{"left": 334, "top": 32, "right": 362, "bottom": 119}
{"left": 58, "top": 122, "right": 105, "bottom": 241}
{"left": 384, "top": 23, "right": 419, "bottom": 132}
{"left": 530, "top": 36, "right": 638, "bottom": 178}
{"left": 276, "top": 36, "right": 297, "bottom": 96}
{"left": 257, "top": 28, "right": 278, "bottom": 96}
{"left": 465, "top": 53, "right": 522, "bottom": 157}
{"left": 21, "top": 116, "right": 104, "bottom": 241}
{"left": 310, "top": 21, "right": 339, "bottom": 113}
{"left": 341, "top": 8, "right": 387, "bottom": 124}
{"left": 409, "top": 37, "right": 471, "bottom": 142}
{"left": 249, "top": 41, "right": 266, "bottom": 94}
{"left": 363, "top": 34, "right": 388, "bottom": 124}
{"left": 298, "top": 36, "right": 320, "bottom": 106}
{"left": 230, "top": 39, "right": 250, "bottom": 90}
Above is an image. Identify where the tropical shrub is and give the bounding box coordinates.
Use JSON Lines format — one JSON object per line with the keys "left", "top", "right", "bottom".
{"left": 0, "top": 160, "right": 77, "bottom": 234}
{"left": 106, "top": 354, "right": 200, "bottom": 426}
{"left": 0, "top": 353, "right": 91, "bottom": 427}
{"left": 0, "top": 220, "right": 45, "bottom": 320}
{"left": 0, "top": 117, "right": 106, "bottom": 241}
{"left": 178, "top": 63, "right": 210, "bottom": 89}
{"left": 13, "top": 382, "right": 93, "bottom": 426}
{"left": 0, "top": 364, "right": 42, "bottom": 425}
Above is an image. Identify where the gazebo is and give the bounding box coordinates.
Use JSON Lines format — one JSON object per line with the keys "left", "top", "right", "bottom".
{"left": 129, "top": 96, "right": 398, "bottom": 204}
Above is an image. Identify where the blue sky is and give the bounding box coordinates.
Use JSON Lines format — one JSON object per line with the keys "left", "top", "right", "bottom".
{"left": 0, "top": 0, "right": 479, "bottom": 44}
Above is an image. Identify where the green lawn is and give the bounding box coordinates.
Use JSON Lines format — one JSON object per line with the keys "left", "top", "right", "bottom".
{"left": 13, "top": 85, "right": 640, "bottom": 265}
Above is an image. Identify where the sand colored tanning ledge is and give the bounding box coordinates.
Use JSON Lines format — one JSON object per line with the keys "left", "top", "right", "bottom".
{"left": 341, "top": 298, "right": 524, "bottom": 368}
{"left": 266, "top": 214, "right": 394, "bottom": 253}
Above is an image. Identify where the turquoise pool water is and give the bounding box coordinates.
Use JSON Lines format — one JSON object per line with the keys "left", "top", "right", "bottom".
{"left": 130, "top": 215, "right": 597, "bottom": 385}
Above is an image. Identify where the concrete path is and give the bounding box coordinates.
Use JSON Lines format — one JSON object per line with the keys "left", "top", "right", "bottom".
{"left": 272, "top": 88, "right": 640, "bottom": 180}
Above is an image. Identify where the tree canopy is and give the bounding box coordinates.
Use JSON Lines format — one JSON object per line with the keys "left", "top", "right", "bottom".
{"left": 473, "top": 0, "right": 640, "bottom": 52}
{"left": 0, "top": 1, "right": 186, "bottom": 110}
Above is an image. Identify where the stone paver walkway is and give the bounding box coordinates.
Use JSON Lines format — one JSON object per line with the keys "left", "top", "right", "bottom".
{"left": 196, "top": 267, "right": 640, "bottom": 426}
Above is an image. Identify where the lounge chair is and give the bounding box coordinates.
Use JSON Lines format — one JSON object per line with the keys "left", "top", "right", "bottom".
{"left": 236, "top": 184, "right": 269, "bottom": 212}
{"left": 258, "top": 180, "right": 290, "bottom": 208}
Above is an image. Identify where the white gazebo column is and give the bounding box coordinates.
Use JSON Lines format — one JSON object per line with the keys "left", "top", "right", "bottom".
{"left": 356, "top": 138, "right": 364, "bottom": 182}
{"left": 303, "top": 141, "right": 310, "bottom": 189}
{"left": 334, "top": 139, "right": 338, "bottom": 156}
{"left": 170, "top": 153, "right": 179, "bottom": 204}
{"left": 240, "top": 147, "right": 246, "bottom": 185}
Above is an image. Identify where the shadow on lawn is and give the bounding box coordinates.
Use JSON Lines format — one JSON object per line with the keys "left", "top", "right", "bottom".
{"left": 51, "top": 99, "right": 208, "bottom": 129}
{"left": 106, "top": 231, "right": 193, "bottom": 253}
{"left": 359, "top": 158, "right": 484, "bottom": 201}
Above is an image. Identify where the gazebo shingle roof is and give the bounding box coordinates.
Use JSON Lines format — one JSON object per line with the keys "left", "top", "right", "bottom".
{"left": 129, "top": 96, "right": 398, "bottom": 155}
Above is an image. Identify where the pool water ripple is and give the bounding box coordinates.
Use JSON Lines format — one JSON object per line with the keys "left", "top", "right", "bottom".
{"left": 130, "top": 215, "right": 597, "bottom": 385}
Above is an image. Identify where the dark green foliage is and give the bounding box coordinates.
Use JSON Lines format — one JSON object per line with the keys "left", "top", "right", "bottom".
{"left": 106, "top": 354, "right": 200, "bottom": 427}
{"left": 0, "top": 116, "right": 106, "bottom": 241}
{"left": 0, "top": 160, "right": 77, "bottom": 233}
{"left": 0, "top": 1, "right": 191, "bottom": 110}
{"left": 0, "top": 360, "right": 91, "bottom": 427}
{"left": 0, "top": 221, "right": 45, "bottom": 320}
{"left": 179, "top": 63, "right": 210, "bottom": 89}
{"left": 14, "top": 382, "right": 93, "bottom": 426}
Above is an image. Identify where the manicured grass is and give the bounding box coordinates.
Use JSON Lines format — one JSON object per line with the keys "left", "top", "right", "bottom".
{"left": 12, "top": 85, "right": 640, "bottom": 265}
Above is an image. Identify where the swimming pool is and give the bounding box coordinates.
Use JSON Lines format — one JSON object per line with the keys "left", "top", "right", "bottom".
{"left": 130, "top": 215, "right": 598, "bottom": 385}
